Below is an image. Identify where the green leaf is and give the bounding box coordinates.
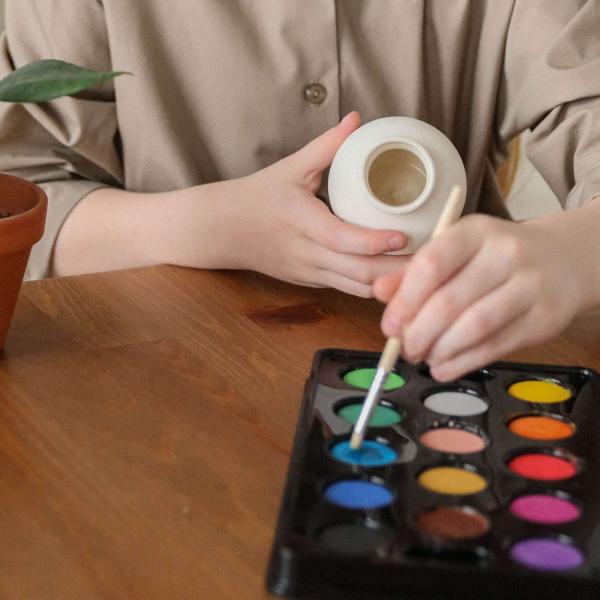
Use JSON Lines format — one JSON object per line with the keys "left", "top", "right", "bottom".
{"left": 0, "top": 59, "right": 129, "bottom": 103}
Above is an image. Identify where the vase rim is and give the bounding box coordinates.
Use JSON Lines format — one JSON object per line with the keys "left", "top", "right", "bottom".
{"left": 362, "top": 138, "right": 435, "bottom": 215}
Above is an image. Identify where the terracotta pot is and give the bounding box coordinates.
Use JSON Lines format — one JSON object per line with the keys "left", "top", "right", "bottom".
{"left": 0, "top": 173, "right": 47, "bottom": 351}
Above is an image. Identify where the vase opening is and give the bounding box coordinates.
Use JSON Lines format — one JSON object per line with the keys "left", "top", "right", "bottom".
{"left": 364, "top": 141, "right": 433, "bottom": 214}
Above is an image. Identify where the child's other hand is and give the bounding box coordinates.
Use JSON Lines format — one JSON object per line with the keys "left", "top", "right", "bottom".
{"left": 374, "top": 213, "right": 594, "bottom": 380}
{"left": 224, "top": 112, "right": 409, "bottom": 297}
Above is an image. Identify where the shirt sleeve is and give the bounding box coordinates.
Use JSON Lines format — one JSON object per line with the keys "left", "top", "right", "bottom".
{"left": 496, "top": 0, "right": 600, "bottom": 210}
{"left": 0, "top": 0, "right": 124, "bottom": 280}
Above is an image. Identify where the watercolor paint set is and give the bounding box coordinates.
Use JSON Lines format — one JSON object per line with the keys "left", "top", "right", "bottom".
{"left": 267, "top": 348, "right": 600, "bottom": 599}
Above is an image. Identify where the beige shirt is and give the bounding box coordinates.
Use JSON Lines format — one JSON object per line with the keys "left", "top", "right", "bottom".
{"left": 1, "top": 0, "right": 600, "bottom": 280}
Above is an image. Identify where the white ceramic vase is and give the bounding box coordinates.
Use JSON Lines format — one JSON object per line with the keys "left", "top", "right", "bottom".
{"left": 328, "top": 116, "right": 467, "bottom": 253}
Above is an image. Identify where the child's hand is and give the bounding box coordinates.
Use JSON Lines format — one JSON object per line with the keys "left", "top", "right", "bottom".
{"left": 219, "top": 112, "right": 409, "bottom": 297}
{"left": 374, "top": 212, "right": 597, "bottom": 380}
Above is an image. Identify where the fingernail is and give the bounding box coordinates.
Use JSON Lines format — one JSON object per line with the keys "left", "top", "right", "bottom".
{"left": 382, "top": 315, "right": 402, "bottom": 336}
{"left": 339, "top": 112, "right": 356, "bottom": 126}
{"left": 387, "top": 235, "right": 406, "bottom": 251}
{"left": 406, "top": 353, "right": 423, "bottom": 365}
{"left": 403, "top": 341, "right": 422, "bottom": 364}
{"left": 430, "top": 365, "right": 452, "bottom": 382}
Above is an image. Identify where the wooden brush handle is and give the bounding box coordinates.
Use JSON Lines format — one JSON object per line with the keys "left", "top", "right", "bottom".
{"left": 378, "top": 336, "right": 402, "bottom": 372}
{"left": 431, "top": 185, "right": 463, "bottom": 239}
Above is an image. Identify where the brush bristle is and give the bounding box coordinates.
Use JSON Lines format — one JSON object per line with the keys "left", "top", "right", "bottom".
{"left": 349, "top": 431, "right": 363, "bottom": 450}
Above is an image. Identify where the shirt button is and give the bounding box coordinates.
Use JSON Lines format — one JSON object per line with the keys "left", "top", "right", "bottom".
{"left": 304, "top": 83, "right": 327, "bottom": 105}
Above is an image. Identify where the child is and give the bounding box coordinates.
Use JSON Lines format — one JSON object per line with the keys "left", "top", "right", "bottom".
{"left": 1, "top": 1, "right": 599, "bottom": 380}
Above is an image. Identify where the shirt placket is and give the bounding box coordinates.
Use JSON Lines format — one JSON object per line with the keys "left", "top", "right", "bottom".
{"left": 280, "top": 1, "right": 340, "bottom": 148}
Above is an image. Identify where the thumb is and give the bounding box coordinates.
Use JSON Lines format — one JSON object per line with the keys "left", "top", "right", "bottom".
{"left": 287, "top": 111, "right": 361, "bottom": 184}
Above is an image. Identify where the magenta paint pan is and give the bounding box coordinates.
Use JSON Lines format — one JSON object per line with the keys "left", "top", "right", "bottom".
{"left": 510, "top": 493, "right": 582, "bottom": 525}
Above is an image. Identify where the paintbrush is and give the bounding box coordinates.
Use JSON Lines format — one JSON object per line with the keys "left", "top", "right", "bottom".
{"left": 349, "top": 184, "right": 464, "bottom": 450}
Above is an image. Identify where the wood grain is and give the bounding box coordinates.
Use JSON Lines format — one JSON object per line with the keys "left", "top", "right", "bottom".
{"left": 0, "top": 265, "right": 598, "bottom": 599}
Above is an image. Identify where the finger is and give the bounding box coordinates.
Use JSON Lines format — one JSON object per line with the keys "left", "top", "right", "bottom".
{"left": 426, "top": 276, "right": 533, "bottom": 366}
{"left": 429, "top": 310, "right": 534, "bottom": 382}
{"left": 320, "top": 249, "right": 409, "bottom": 287}
{"left": 400, "top": 241, "right": 513, "bottom": 361}
{"left": 311, "top": 205, "right": 408, "bottom": 255}
{"left": 374, "top": 270, "right": 406, "bottom": 303}
{"left": 383, "top": 217, "right": 487, "bottom": 332}
{"left": 317, "top": 269, "right": 374, "bottom": 298}
{"left": 287, "top": 112, "right": 361, "bottom": 185}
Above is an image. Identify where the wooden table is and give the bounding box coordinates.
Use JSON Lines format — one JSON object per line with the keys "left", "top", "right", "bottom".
{"left": 1, "top": 265, "right": 599, "bottom": 600}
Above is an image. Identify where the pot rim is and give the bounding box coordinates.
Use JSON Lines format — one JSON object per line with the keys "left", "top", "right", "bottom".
{"left": 0, "top": 173, "right": 48, "bottom": 255}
